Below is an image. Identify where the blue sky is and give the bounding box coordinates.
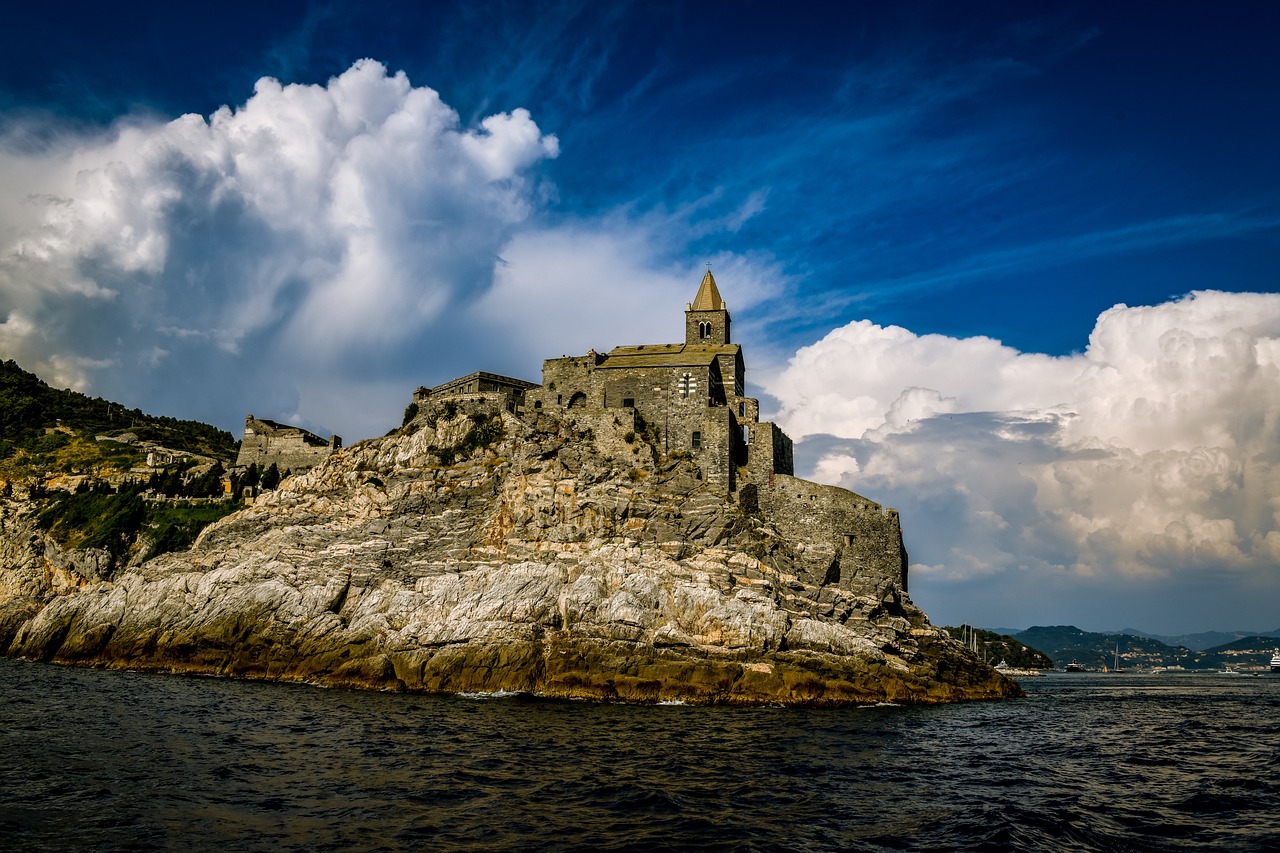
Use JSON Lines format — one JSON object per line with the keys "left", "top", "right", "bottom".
{"left": 2, "top": 1, "right": 1279, "bottom": 634}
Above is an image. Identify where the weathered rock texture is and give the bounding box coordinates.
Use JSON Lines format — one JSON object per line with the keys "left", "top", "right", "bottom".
{"left": 1, "top": 405, "right": 1019, "bottom": 705}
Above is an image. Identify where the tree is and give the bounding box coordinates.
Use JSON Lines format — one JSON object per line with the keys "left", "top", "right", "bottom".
{"left": 261, "top": 463, "right": 281, "bottom": 490}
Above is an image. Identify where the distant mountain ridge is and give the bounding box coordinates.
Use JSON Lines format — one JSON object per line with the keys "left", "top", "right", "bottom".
{"left": 1117, "top": 628, "right": 1280, "bottom": 652}
{"left": 992, "top": 625, "right": 1280, "bottom": 653}
{"left": 1009, "top": 625, "right": 1280, "bottom": 670}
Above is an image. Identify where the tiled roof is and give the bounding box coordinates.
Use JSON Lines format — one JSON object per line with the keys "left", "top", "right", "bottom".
{"left": 599, "top": 342, "right": 739, "bottom": 369}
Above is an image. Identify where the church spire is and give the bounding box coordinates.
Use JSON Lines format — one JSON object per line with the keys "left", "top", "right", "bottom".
{"left": 685, "top": 268, "right": 731, "bottom": 345}
{"left": 690, "top": 269, "right": 725, "bottom": 311}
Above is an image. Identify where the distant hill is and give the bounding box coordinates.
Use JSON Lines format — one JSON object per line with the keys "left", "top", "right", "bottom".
{"left": 0, "top": 359, "right": 237, "bottom": 476}
{"left": 943, "top": 626, "right": 1053, "bottom": 669}
{"left": 1012, "top": 625, "right": 1278, "bottom": 671}
{"left": 1119, "top": 627, "right": 1280, "bottom": 651}
{"left": 0, "top": 359, "right": 259, "bottom": 578}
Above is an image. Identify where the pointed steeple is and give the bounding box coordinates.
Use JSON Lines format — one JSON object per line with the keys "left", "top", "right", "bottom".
{"left": 685, "top": 268, "right": 731, "bottom": 345}
{"left": 691, "top": 269, "right": 726, "bottom": 311}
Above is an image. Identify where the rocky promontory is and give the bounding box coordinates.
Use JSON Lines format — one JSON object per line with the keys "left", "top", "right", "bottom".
{"left": 0, "top": 402, "right": 1019, "bottom": 705}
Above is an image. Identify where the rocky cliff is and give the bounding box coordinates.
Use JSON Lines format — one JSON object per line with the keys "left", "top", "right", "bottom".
{"left": 0, "top": 403, "right": 1019, "bottom": 705}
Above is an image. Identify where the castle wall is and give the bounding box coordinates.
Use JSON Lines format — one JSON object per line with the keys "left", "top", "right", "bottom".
{"left": 747, "top": 474, "right": 908, "bottom": 595}
{"left": 699, "top": 407, "right": 735, "bottom": 491}
{"left": 739, "top": 422, "right": 793, "bottom": 480}
{"left": 416, "top": 371, "right": 538, "bottom": 414}
{"left": 530, "top": 354, "right": 605, "bottom": 413}
{"left": 234, "top": 416, "right": 341, "bottom": 473}
{"left": 716, "top": 349, "right": 744, "bottom": 398}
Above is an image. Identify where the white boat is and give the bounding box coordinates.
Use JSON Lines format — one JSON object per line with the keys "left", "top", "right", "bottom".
{"left": 1271, "top": 649, "right": 1280, "bottom": 673}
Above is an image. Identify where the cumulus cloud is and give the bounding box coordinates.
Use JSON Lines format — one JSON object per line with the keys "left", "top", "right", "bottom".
{"left": 469, "top": 225, "right": 784, "bottom": 370}
{"left": 0, "top": 59, "right": 558, "bottom": 436}
{"left": 769, "top": 291, "right": 1280, "bottom": 631}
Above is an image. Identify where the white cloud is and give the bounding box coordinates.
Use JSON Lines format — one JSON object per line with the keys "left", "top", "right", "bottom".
{"left": 769, "top": 291, "right": 1280, "bottom": 631}
{"left": 0, "top": 59, "right": 558, "bottom": 437}
{"left": 469, "top": 223, "right": 785, "bottom": 371}
{"left": 0, "top": 58, "right": 787, "bottom": 443}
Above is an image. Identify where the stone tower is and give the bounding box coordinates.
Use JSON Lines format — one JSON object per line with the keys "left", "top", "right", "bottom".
{"left": 685, "top": 269, "right": 731, "bottom": 345}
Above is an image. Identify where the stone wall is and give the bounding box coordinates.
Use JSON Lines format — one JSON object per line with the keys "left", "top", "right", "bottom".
{"left": 751, "top": 474, "right": 907, "bottom": 596}
{"left": 416, "top": 371, "right": 539, "bottom": 414}
{"left": 529, "top": 353, "right": 606, "bottom": 413}
{"left": 234, "top": 416, "right": 341, "bottom": 473}
{"left": 739, "top": 421, "right": 794, "bottom": 480}
{"left": 685, "top": 308, "right": 730, "bottom": 347}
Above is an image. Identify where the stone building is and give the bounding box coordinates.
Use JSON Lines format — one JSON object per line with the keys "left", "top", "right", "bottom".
{"left": 234, "top": 416, "right": 342, "bottom": 473}
{"left": 525, "top": 270, "right": 907, "bottom": 595}
{"left": 527, "top": 270, "right": 794, "bottom": 491}
{"left": 413, "top": 371, "right": 539, "bottom": 414}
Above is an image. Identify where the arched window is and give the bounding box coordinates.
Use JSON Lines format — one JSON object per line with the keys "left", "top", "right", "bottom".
{"left": 699, "top": 321, "right": 712, "bottom": 339}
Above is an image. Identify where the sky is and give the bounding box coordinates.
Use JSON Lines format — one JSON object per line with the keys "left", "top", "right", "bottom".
{"left": 2, "top": 1, "right": 1279, "bottom": 635}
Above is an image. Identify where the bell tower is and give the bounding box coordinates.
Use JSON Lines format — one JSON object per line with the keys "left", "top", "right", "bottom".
{"left": 685, "top": 269, "right": 731, "bottom": 345}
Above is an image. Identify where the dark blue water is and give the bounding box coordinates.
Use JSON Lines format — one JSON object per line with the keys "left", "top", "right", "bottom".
{"left": 2, "top": 659, "right": 1278, "bottom": 851}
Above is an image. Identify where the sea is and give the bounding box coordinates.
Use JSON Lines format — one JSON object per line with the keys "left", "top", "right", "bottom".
{"left": 1, "top": 658, "right": 1277, "bottom": 852}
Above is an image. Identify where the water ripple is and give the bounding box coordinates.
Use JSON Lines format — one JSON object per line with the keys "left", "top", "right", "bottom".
{"left": 2, "top": 661, "right": 1279, "bottom": 851}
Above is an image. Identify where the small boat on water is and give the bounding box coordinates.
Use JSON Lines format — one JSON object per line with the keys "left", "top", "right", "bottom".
{"left": 1065, "top": 660, "right": 1087, "bottom": 672}
{"left": 1271, "top": 649, "right": 1280, "bottom": 673}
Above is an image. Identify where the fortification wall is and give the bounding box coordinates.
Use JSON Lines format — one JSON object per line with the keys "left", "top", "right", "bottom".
{"left": 745, "top": 474, "right": 907, "bottom": 596}
{"left": 235, "top": 417, "right": 340, "bottom": 473}
{"left": 530, "top": 354, "right": 603, "bottom": 413}
{"left": 419, "top": 371, "right": 538, "bottom": 414}
{"left": 739, "top": 422, "right": 793, "bottom": 480}
{"left": 698, "top": 407, "right": 735, "bottom": 491}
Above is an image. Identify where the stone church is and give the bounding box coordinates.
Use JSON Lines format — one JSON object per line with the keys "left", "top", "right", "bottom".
{"left": 525, "top": 270, "right": 793, "bottom": 493}
{"left": 521, "top": 270, "right": 907, "bottom": 595}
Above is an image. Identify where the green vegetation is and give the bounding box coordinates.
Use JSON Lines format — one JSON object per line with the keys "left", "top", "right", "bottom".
{"left": 260, "top": 463, "right": 281, "bottom": 490}
{"left": 944, "top": 626, "right": 1054, "bottom": 669}
{"left": 144, "top": 501, "right": 241, "bottom": 557}
{"left": 0, "top": 358, "right": 256, "bottom": 573}
{"left": 34, "top": 483, "right": 239, "bottom": 567}
{"left": 1013, "top": 625, "right": 1213, "bottom": 670}
{"left": 1, "top": 359, "right": 236, "bottom": 463}
{"left": 402, "top": 401, "right": 419, "bottom": 425}
{"left": 428, "top": 411, "right": 505, "bottom": 466}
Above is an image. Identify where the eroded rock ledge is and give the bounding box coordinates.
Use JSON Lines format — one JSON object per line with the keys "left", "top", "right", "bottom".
{"left": 0, "top": 406, "right": 1020, "bottom": 705}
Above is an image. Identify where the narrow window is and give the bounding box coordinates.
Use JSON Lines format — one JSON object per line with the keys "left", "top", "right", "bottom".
{"left": 622, "top": 397, "right": 635, "bottom": 408}
{"left": 534, "top": 401, "right": 542, "bottom": 409}
{"left": 691, "top": 431, "right": 702, "bottom": 450}
{"left": 738, "top": 401, "right": 745, "bottom": 417}
{"left": 843, "top": 534, "right": 854, "bottom": 546}
{"left": 699, "top": 321, "right": 712, "bottom": 339}
{"left": 742, "top": 425, "right": 749, "bottom": 444}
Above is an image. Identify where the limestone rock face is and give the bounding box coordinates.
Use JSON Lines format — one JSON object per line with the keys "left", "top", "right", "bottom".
{"left": 0, "top": 407, "right": 1019, "bottom": 705}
